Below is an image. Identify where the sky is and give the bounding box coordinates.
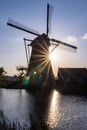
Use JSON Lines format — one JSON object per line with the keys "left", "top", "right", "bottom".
{"left": 0, "top": 0, "right": 87, "bottom": 76}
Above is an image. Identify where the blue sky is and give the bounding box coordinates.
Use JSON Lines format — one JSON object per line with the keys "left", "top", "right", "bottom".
{"left": 0, "top": 0, "right": 87, "bottom": 76}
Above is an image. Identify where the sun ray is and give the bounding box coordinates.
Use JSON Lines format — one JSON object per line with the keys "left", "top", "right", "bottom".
{"left": 33, "top": 39, "right": 49, "bottom": 54}
{"left": 28, "top": 54, "right": 50, "bottom": 75}
{"left": 33, "top": 47, "right": 48, "bottom": 55}
{"left": 44, "top": 61, "right": 51, "bottom": 81}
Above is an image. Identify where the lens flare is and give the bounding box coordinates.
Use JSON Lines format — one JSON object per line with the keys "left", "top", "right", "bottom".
{"left": 22, "top": 76, "right": 30, "bottom": 85}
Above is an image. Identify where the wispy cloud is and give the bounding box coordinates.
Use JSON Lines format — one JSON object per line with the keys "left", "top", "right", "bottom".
{"left": 66, "top": 36, "right": 77, "bottom": 43}
{"left": 81, "top": 33, "right": 87, "bottom": 39}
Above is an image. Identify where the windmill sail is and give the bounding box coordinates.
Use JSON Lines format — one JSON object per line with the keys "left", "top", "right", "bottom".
{"left": 46, "top": 3, "right": 53, "bottom": 36}
{"left": 50, "top": 38, "right": 77, "bottom": 53}
{"left": 7, "top": 18, "right": 40, "bottom": 36}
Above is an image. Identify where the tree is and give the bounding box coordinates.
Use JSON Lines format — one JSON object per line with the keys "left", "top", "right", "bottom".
{"left": 16, "top": 66, "right": 27, "bottom": 80}
{"left": 0, "top": 67, "right": 6, "bottom": 80}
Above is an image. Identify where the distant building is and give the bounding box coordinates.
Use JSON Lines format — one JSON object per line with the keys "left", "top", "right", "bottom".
{"left": 55, "top": 68, "right": 87, "bottom": 95}
{"left": 57, "top": 68, "right": 87, "bottom": 83}
{"left": 6, "top": 75, "right": 19, "bottom": 82}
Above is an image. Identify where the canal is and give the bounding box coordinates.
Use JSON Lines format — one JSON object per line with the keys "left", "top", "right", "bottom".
{"left": 0, "top": 88, "right": 87, "bottom": 130}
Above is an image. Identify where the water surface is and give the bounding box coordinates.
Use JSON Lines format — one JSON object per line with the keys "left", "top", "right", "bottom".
{"left": 0, "top": 88, "right": 87, "bottom": 130}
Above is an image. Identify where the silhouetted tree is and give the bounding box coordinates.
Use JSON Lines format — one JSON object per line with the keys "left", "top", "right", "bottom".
{"left": 0, "top": 67, "right": 6, "bottom": 80}
{"left": 16, "top": 66, "right": 27, "bottom": 80}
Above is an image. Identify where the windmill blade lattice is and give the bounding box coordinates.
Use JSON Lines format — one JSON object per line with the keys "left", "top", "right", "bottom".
{"left": 50, "top": 38, "right": 77, "bottom": 53}
{"left": 7, "top": 18, "right": 40, "bottom": 36}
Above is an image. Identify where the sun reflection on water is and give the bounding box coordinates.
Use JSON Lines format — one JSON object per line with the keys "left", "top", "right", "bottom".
{"left": 46, "top": 90, "right": 61, "bottom": 128}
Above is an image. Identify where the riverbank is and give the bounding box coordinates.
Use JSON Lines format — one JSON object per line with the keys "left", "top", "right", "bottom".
{"left": 55, "top": 80, "right": 87, "bottom": 95}
{"left": 0, "top": 80, "right": 24, "bottom": 89}
{"left": 0, "top": 79, "right": 54, "bottom": 91}
{"left": 0, "top": 80, "right": 87, "bottom": 95}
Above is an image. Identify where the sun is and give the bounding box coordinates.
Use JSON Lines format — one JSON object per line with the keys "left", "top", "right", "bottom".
{"left": 49, "top": 51, "right": 59, "bottom": 77}
{"left": 49, "top": 52, "right": 57, "bottom": 63}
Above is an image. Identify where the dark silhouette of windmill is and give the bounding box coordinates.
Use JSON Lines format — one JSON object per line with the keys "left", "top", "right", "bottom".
{"left": 7, "top": 4, "right": 77, "bottom": 87}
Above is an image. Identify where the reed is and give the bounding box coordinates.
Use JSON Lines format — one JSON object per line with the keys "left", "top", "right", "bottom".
{"left": 0, "top": 111, "right": 51, "bottom": 130}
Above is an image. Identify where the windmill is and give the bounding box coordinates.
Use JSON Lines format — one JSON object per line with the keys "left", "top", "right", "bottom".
{"left": 7, "top": 4, "right": 77, "bottom": 88}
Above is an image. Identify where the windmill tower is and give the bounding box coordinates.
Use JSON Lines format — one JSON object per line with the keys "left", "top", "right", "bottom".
{"left": 27, "top": 33, "right": 54, "bottom": 86}
{"left": 7, "top": 4, "right": 77, "bottom": 87}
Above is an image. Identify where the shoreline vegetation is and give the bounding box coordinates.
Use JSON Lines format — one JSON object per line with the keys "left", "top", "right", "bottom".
{"left": 0, "top": 67, "right": 87, "bottom": 95}
{"left": 0, "top": 111, "right": 29, "bottom": 130}
{"left": 0, "top": 78, "right": 87, "bottom": 95}
{"left": 56, "top": 80, "right": 87, "bottom": 96}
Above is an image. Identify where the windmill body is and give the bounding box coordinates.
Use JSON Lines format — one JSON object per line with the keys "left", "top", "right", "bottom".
{"left": 28, "top": 33, "right": 54, "bottom": 86}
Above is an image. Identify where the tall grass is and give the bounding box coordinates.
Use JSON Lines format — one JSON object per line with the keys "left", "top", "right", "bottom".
{"left": 0, "top": 111, "right": 29, "bottom": 130}
{"left": 0, "top": 111, "right": 51, "bottom": 130}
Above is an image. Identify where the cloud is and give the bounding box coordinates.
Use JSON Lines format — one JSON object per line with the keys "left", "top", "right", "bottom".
{"left": 82, "top": 33, "right": 87, "bottom": 39}
{"left": 66, "top": 36, "right": 77, "bottom": 43}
